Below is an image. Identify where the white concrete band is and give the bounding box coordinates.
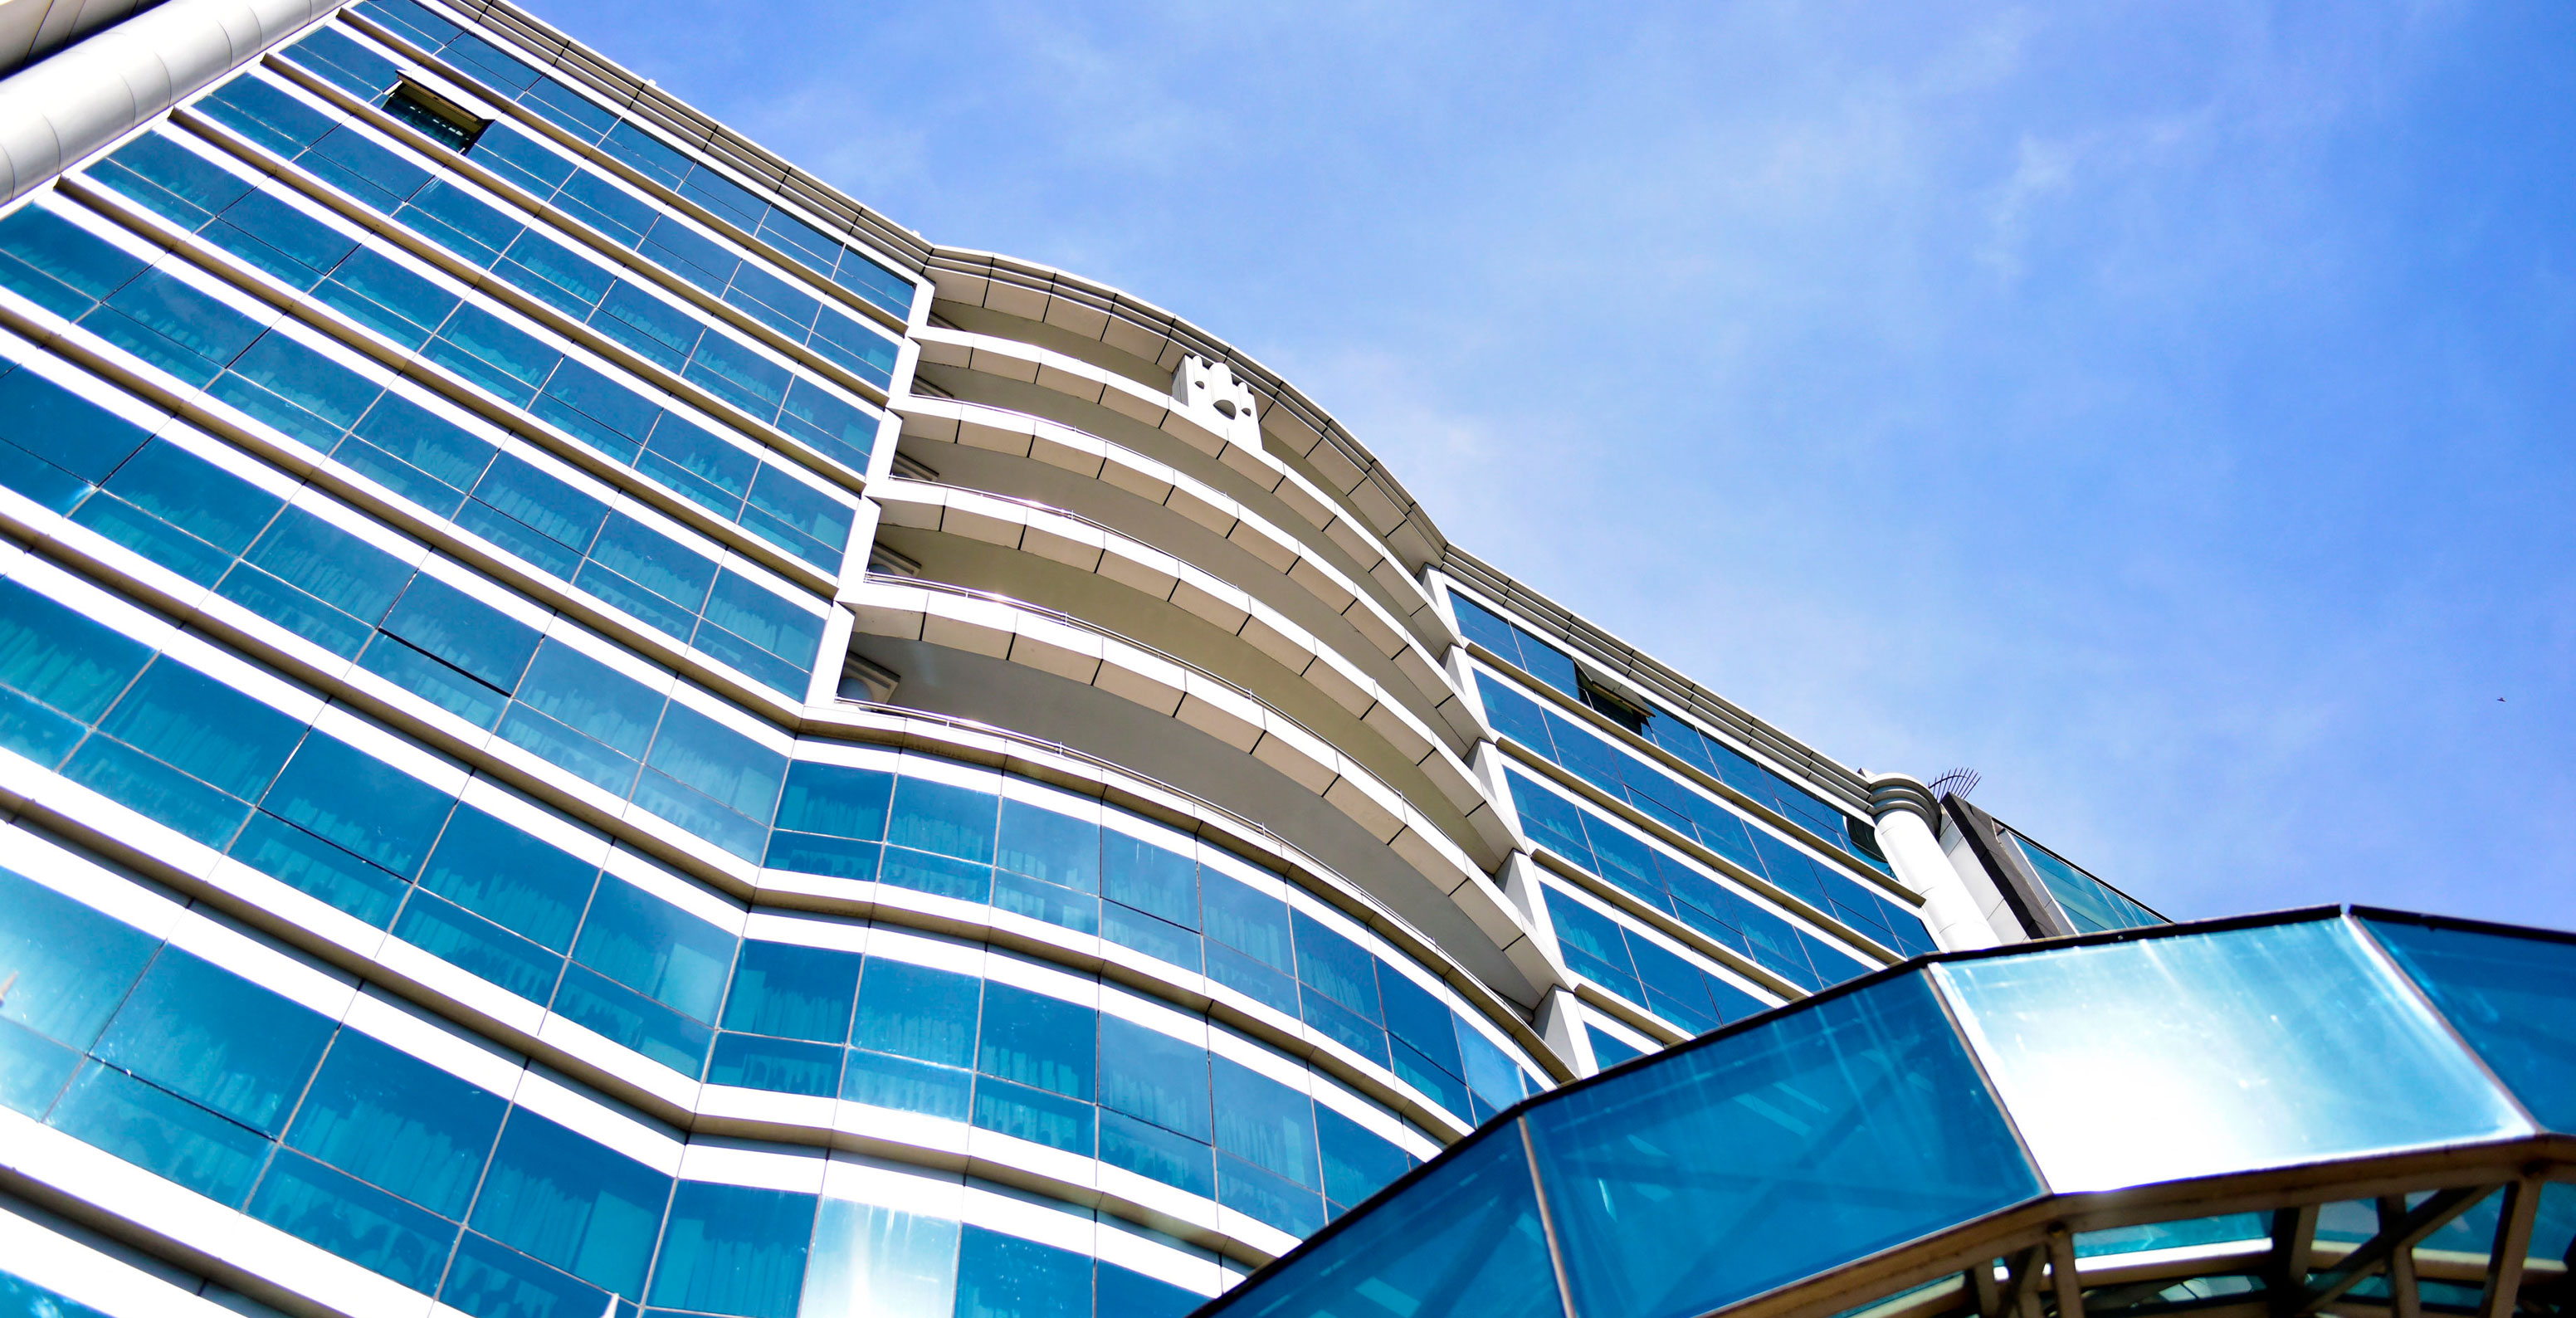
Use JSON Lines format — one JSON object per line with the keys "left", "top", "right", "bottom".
{"left": 0, "top": 0, "right": 334, "bottom": 203}
{"left": 1865, "top": 774, "right": 1998, "bottom": 951}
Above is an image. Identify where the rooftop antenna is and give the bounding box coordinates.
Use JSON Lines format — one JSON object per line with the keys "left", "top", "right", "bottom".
{"left": 1928, "top": 768, "right": 1981, "bottom": 800}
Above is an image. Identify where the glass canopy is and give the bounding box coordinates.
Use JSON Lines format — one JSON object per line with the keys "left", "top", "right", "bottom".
{"left": 1194, "top": 908, "right": 2576, "bottom": 1318}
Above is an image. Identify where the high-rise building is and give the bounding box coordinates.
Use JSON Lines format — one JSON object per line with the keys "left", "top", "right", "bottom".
{"left": 0, "top": 5, "right": 2563, "bottom": 1318}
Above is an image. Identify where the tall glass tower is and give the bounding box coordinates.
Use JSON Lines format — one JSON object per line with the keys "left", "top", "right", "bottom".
{"left": 0, "top": 4, "right": 2340, "bottom": 1318}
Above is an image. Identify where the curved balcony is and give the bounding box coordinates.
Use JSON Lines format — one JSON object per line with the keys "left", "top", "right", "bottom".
{"left": 901, "top": 329, "right": 1453, "bottom": 658}
{"left": 892, "top": 394, "right": 1475, "bottom": 746}
{"left": 867, "top": 479, "right": 1507, "bottom": 860}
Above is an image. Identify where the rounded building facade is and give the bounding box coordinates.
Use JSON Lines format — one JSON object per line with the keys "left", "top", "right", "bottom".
{"left": 0, "top": 2, "right": 2030, "bottom": 1316}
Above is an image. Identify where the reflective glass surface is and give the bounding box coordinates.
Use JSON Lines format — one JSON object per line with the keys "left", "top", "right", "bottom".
{"left": 2364, "top": 916, "right": 2576, "bottom": 1131}
{"left": 1934, "top": 917, "right": 2531, "bottom": 1193}
{"left": 1213, "top": 1122, "right": 1565, "bottom": 1318}
{"left": 1528, "top": 973, "right": 2037, "bottom": 1318}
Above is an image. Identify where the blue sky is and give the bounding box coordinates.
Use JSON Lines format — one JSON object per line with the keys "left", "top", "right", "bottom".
{"left": 530, "top": 0, "right": 2576, "bottom": 928}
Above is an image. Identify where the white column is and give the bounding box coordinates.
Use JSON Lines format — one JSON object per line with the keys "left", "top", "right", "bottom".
{"left": 1864, "top": 774, "right": 1997, "bottom": 951}
{"left": 0, "top": 0, "right": 337, "bottom": 204}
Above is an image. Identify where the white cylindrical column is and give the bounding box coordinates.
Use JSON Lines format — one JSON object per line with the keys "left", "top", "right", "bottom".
{"left": 1864, "top": 774, "right": 1997, "bottom": 951}
{"left": 0, "top": 0, "right": 337, "bottom": 204}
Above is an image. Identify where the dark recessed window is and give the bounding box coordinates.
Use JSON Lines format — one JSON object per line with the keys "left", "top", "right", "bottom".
{"left": 383, "top": 81, "right": 485, "bottom": 151}
{"left": 1578, "top": 677, "right": 1649, "bottom": 735}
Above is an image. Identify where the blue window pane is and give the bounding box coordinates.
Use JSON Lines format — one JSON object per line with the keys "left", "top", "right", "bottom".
{"left": 886, "top": 776, "right": 995, "bottom": 862}
{"left": 1218, "top": 1154, "right": 1326, "bottom": 1237}
{"left": 797, "top": 1198, "right": 960, "bottom": 1318}
{"left": 1531, "top": 973, "right": 2040, "bottom": 1318}
{"left": 86, "top": 269, "right": 264, "bottom": 385}
{"left": 513, "top": 641, "right": 663, "bottom": 758}
{"left": 71, "top": 489, "right": 233, "bottom": 585}
{"left": 990, "top": 868, "right": 1098, "bottom": 935}
{"left": 243, "top": 505, "right": 412, "bottom": 622}
{"left": 972, "top": 1074, "right": 1094, "bottom": 1153}
{"left": 350, "top": 393, "right": 498, "bottom": 498}
{"left": 600, "top": 122, "right": 688, "bottom": 186}
{"left": 632, "top": 766, "right": 768, "bottom": 860}
{"left": 994, "top": 799, "right": 1098, "bottom": 893}
{"left": 1212, "top": 1056, "right": 1317, "bottom": 1191}
{"left": 419, "top": 804, "right": 600, "bottom": 952}
{"left": 841, "top": 1050, "right": 971, "bottom": 1120}
{"left": 644, "top": 702, "right": 784, "bottom": 823}
{"left": 1099, "top": 1264, "right": 1202, "bottom": 1318}
{"left": 1584, "top": 1024, "right": 1643, "bottom": 1069}
{"left": 0, "top": 366, "right": 155, "bottom": 488}
{"left": 0, "top": 683, "right": 81, "bottom": 765}
{"left": 1315, "top": 1103, "right": 1411, "bottom": 1209}
{"left": 95, "top": 130, "right": 254, "bottom": 228}
{"left": 760, "top": 831, "right": 879, "bottom": 881}
{"left": 473, "top": 453, "right": 607, "bottom": 552}
{"left": 47, "top": 1062, "right": 271, "bottom": 1206}
{"left": 285, "top": 1028, "right": 504, "bottom": 1218}
{"left": 1388, "top": 1035, "right": 1471, "bottom": 1121}
{"left": 0, "top": 866, "right": 159, "bottom": 1051}
{"left": 0, "top": 1018, "right": 80, "bottom": 1116}
{"left": 876, "top": 847, "right": 989, "bottom": 903}
{"left": 647, "top": 1181, "right": 816, "bottom": 1318}
{"left": 314, "top": 246, "right": 457, "bottom": 349}
{"left": 92, "top": 948, "right": 334, "bottom": 1135}
{"left": 706, "top": 1032, "right": 841, "bottom": 1096}
{"left": 700, "top": 572, "right": 820, "bottom": 667}
{"left": 198, "top": 75, "right": 334, "bottom": 159}
{"left": 775, "top": 378, "right": 879, "bottom": 469}
{"left": 1100, "top": 1109, "right": 1214, "bottom": 1198}
{"left": 1301, "top": 987, "right": 1391, "bottom": 1070}
{"left": 283, "top": 26, "right": 398, "bottom": 98}
{"left": 1207, "top": 941, "right": 1300, "bottom": 1018}
{"left": 261, "top": 730, "right": 454, "bottom": 876}
{"left": 429, "top": 305, "right": 559, "bottom": 404}
{"left": 682, "top": 332, "right": 791, "bottom": 416}
{"left": 1456, "top": 1026, "right": 1524, "bottom": 1119}
{"left": 356, "top": 0, "right": 459, "bottom": 46}
{"left": 1476, "top": 681, "right": 1555, "bottom": 760}
{"left": 975, "top": 984, "right": 1091, "bottom": 1101}
{"left": 1448, "top": 593, "right": 1522, "bottom": 663}
{"left": 956, "top": 1225, "right": 1089, "bottom": 1318}
{"left": 394, "top": 888, "right": 566, "bottom": 1003}
{"left": 0, "top": 206, "right": 143, "bottom": 319}
{"left": 469, "top": 1110, "right": 671, "bottom": 1298}
{"left": 588, "top": 280, "right": 700, "bottom": 369}
{"left": 723, "top": 263, "right": 817, "bottom": 337}
{"left": 442, "top": 1231, "right": 625, "bottom": 1318}
{"left": 1098, "top": 1014, "right": 1211, "bottom": 1141}
{"left": 1103, "top": 902, "right": 1202, "bottom": 972}
{"left": 1203, "top": 872, "right": 1292, "bottom": 972}
{"left": 359, "top": 634, "right": 508, "bottom": 726}
{"left": 1935, "top": 919, "right": 2530, "bottom": 1193}
{"left": 1100, "top": 832, "right": 1193, "bottom": 927}
{"left": 570, "top": 878, "right": 734, "bottom": 1022}
{"left": 95, "top": 657, "right": 301, "bottom": 798}
{"left": 0, "top": 578, "right": 149, "bottom": 723}
{"left": 2366, "top": 918, "right": 2576, "bottom": 1132}
{"left": 98, "top": 437, "right": 281, "bottom": 554}
{"left": 497, "top": 704, "right": 642, "bottom": 798}
{"left": 827, "top": 252, "right": 913, "bottom": 319}
{"left": 249, "top": 1148, "right": 460, "bottom": 1290}
{"left": 853, "top": 959, "right": 978, "bottom": 1066}
{"left": 773, "top": 759, "right": 892, "bottom": 839}
{"left": 210, "top": 191, "right": 359, "bottom": 290}
{"left": 637, "top": 218, "right": 736, "bottom": 295}
{"left": 721, "top": 940, "right": 860, "bottom": 1042}
{"left": 1378, "top": 967, "right": 1463, "bottom": 1080}
{"left": 678, "top": 170, "right": 767, "bottom": 236}
{"left": 61, "top": 734, "right": 253, "bottom": 845}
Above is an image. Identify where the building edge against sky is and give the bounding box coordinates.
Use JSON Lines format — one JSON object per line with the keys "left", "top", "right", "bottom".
{"left": 0, "top": 2, "right": 2292, "bottom": 1317}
